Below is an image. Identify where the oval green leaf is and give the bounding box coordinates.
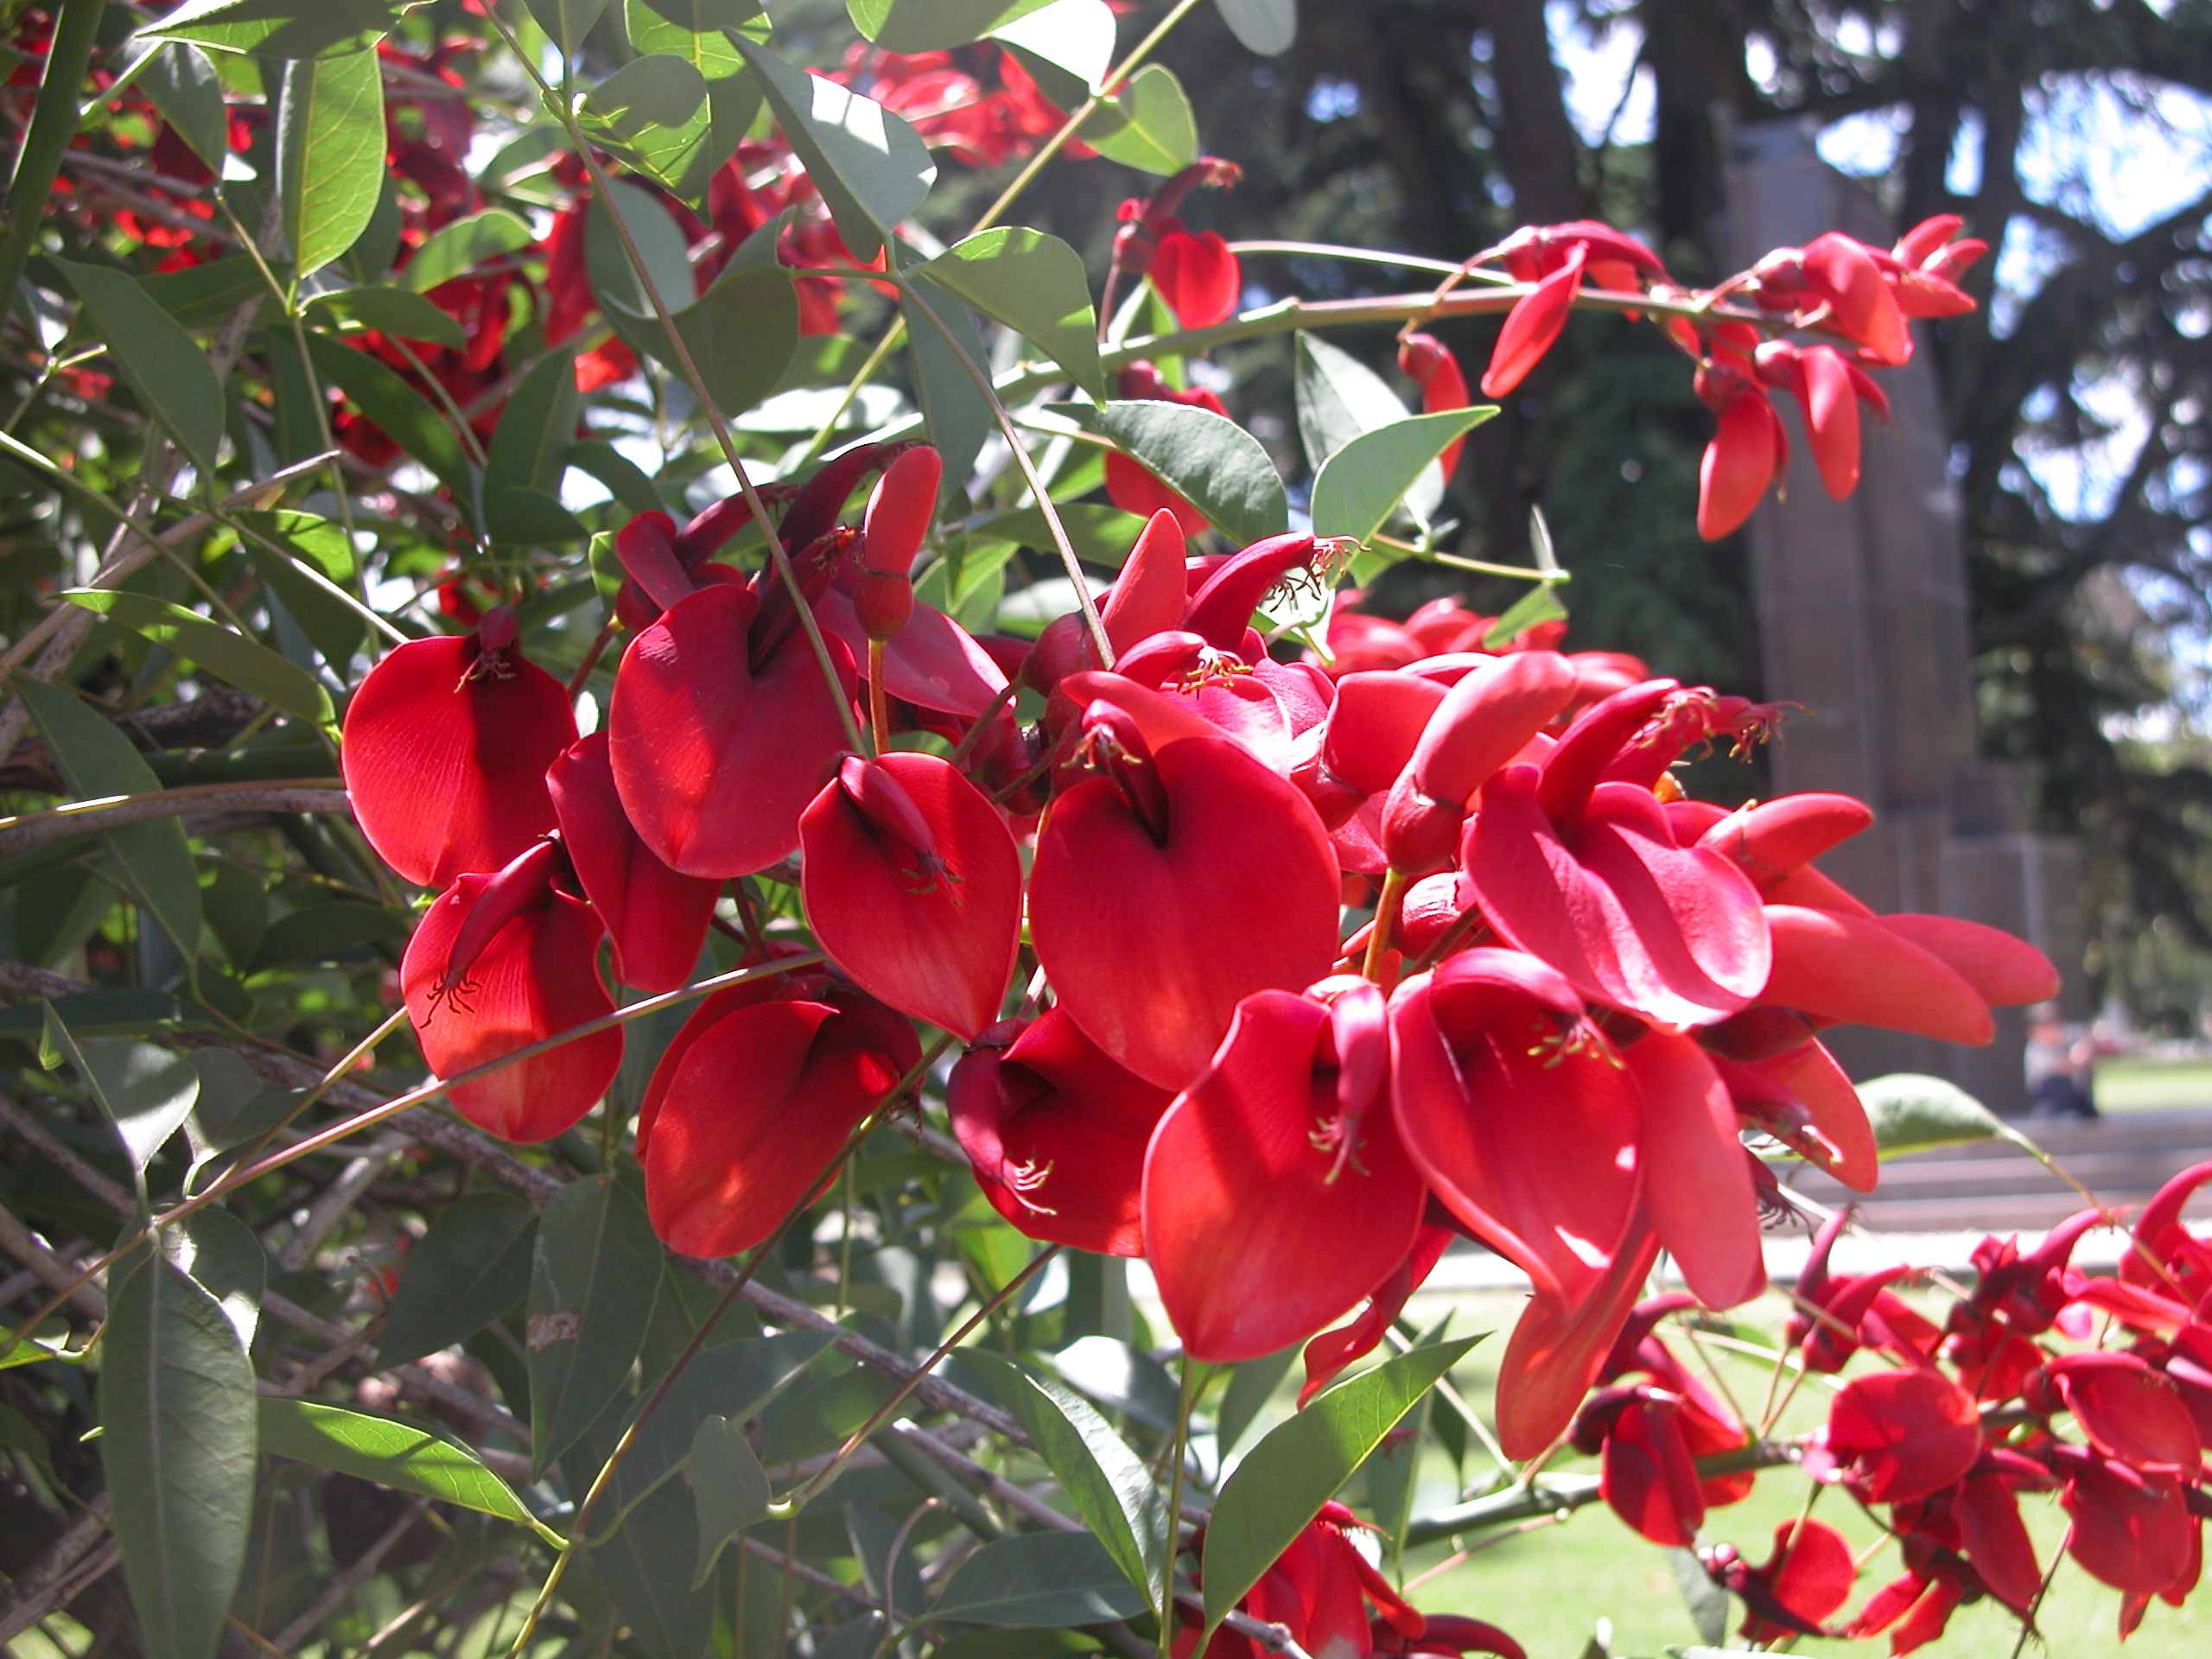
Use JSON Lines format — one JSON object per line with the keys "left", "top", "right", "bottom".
{"left": 378, "top": 1190, "right": 538, "bottom": 1369}
{"left": 305, "top": 329, "right": 474, "bottom": 502}
{"left": 101, "top": 1246, "right": 257, "bottom": 1659}
{"left": 259, "top": 1398, "right": 558, "bottom": 1541}
{"left": 137, "top": 43, "right": 228, "bottom": 170}
{"left": 62, "top": 589, "right": 335, "bottom": 725}
{"left": 1077, "top": 399, "right": 1288, "bottom": 547}
{"left": 1215, "top": 0, "right": 1294, "bottom": 55}
{"left": 1309, "top": 406, "right": 1497, "bottom": 547}
{"left": 666, "top": 265, "right": 800, "bottom": 419}
{"left": 524, "top": 0, "right": 613, "bottom": 57}
{"left": 54, "top": 259, "right": 226, "bottom": 474}
{"left": 732, "top": 36, "right": 934, "bottom": 259}
{"left": 931, "top": 1532, "right": 1149, "bottom": 1627}
{"left": 1201, "top": 1336, "right": 1480, "bottom": 1634}
{"left": 139, "top": 0, "right": 418, "bottom": 59}
{"left": 305, "top": 285, "right": 468, "bottom": 350}
{"left": 688, "top": 1414, "right": 769, "bottom": 1586}
{"left": 848, "top": 0, "right": 1055, "bottom": 52}
{"left": 405, "top": 209, "right": 536, "bottom": 293}
{"left": 925, "top": 227, "right": 1102, "bottom": 397}
{"left": 527, "top": 1172, "right": 663, "bottom": 1475}
{"left": 1859, "top": 1072, "right": 2008, "bottom": 1154}
{"left": 277, "top": 48, "right": 385, "bottom": 278}
{"left": 1077, "top": 63, "right": 1196, "bottom": 175}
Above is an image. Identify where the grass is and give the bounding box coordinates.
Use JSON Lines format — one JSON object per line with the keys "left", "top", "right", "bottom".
{"left": 2093, "top": 1058, "right": 2212, "bottom": 1114}
{"left": 1364, "top": 1290, "right": 2212, "bottom": 1658}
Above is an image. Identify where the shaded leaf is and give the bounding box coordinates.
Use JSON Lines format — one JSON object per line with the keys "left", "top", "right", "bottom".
{"left": 14, "top": 681, "right": 202, "bottom": 969}
{"left": 1202, "top": 1337, "right": 1479, "bottom": 1632}
{"left": 528, "top": 1173, "right": 663, "bottom": 1475}
{"left": 687, "top": 1414, "right": 769, "bottom": 1586}
{"left": 54, "top": 259, "right": 225, "bottom": 473}
{"left": 637, "top": 0, "right": 759, "bottom": 28}
{"left": 1481, "top": 581, "right": 1568, "bottom": 649}
{"left": 589, "top": 1475, "right": 716, "bottom": 1659}
{"left": 732, "top": 36, "right": 934, "bottom": 259}
{"left": 584, "top": 53, "right": 707, "bottom": 133}
{"left": 62, "top": 590, "right": 334, "bottom": 726}
{"left": 305, "top": 329, "right": 474, "bottom": 501}
{"left": 1215, "top": 0, "right": 1294, "bottom": 55}
{"left": 259, "top": 1398, "right": 558, "bottom": 1539}
{"left": 139, "top": 0, "right": 416, "bottom": 59}
{"left": 1309, "top": 407, "right": 1496, "bottom": 546}
{"left": 404, "top": 209, "right": 536, "bottom": 293}
{"left": 247, "top": 900, "right": 404, "bottom": 971}
{"left": 665, "top": 266, "right": 799, "bottom": 418}
{"left": 992, "top": 0, "right": 1114, "bottom": 100}
{"left": 925, "top": 227, "right": 1102, "bottom": 397}
{"left": 484, "top": 347, "right": 582, "bottom": 544}
{"left": 1216, "top": 1345, "right": 1296, "bottom": 1457}
{"left": 277, "top": 49, "right": 385, "bottom": 278}
{"left": 848, "top": 0, "right": 1055, "bottom": 53}
{"left": 525, "top": 0, "right": 613, "bottom": 57}
{"left": 79, "top": 1037, "right": 201, "bottom": 1176}
{"left": 100, "top": 1246, "right": 256, "bottom": 1659}
{"left": 931, "top": 1532, "right": 1148, "bottom": 1627}
{"left": 304, "top": 285, "right": 468, "bottom": 350}
{"left": 0, "top": 989, "right": 183, "bottom": 1038}
{"left": 1859, "top": 1072, "right": 2007, "bottom": 1154}
{"left": 901, "top": 263, "right": 994, "bottom": 496}
{"left": 172, "top": 1209, "right": 264, "bottom": 1349}
{"left": 1295, "top": 331, "right": 1409, "bottom": 469}
{"left": 607, "top": 1328, "right": 832, "bottom": 1521}
{"left": 966, "top": 1351, "right": 1163, "bottom": 1605}
{"left": 1077, "top": 63, "right": 1195, "bottom": 175}
{"left": 379, "top": 1191, "right": 538, "bottom": 1368}
{"left": 1069, "top": 400, "right": 1287, "bottom": 546}
{"left": 137, "top": 43, "right": 228, "bottom": 169}
{"left": 587, "top": 175, "right": 697, "bottom": 323}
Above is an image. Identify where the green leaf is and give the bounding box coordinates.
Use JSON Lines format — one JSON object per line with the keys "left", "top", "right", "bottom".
{"left": 1215, "top": 0, "right": 1294, "bottom": 55}
{"left": 733, "top": 37, "right": 934, "bottom": 260}
{"left": 100, "top": 1246, "right": 256, "bottom": 1659}
{"left": 1216, "top": 1345, "right": 1296, "bottom": 1457}
{"left": 277, "top": 49, "right": 385, "bottom": 278}
{"left": 0, "top": 989, "right": 182, "bottom": 1038}
{"left": 483, "top": 348, "right": 582, "bottom": 545}
{"left": 138, "top": 0, "right": 417, "bottom": 59}
{"left": 607, "top": 1329, "right": 833, "bottom": 1521}
{"left": 992, "top": 0, "right": 1114, "bottom": 100}
{"left": 965, "top": 1352, "right": 1164, "bottom": 1606}
{"left": 525, "top": 0, "right": 613, "bottom": 58}
{"left": 901, "top": 265, "right": 994, "bottom": 497}
{"left": 14, "top": 681, "right": 202, "bottom": 969}
{"left": 1295, "top": 331, "right": 1409, "bottom": 469}
{"left": 54, "top": 259, "right": 226, "bottom": 474}
{"left": 687, "top": 1414, "right": 769, "bottom": 1586}
{"left": 172, "top": 1209, "right": 264, "bottom": 1350}
{"left": 305, "top": 329, "right": 474, "bottom": 502}
{"left": 61, "top": 590, "right": 334, "bottom": 726}
{"left": 304, "top": 285, "right": 468, "bottom": 350}
{"left": 636, "top": 0, "right": 759, "bottom": 28}
{"left": 931, "top": 1533, "right": 1149, "bottom": 1627}
{"left": 964, "top": 503, "right": 1145, "bottom": 567}
{"left": 588, "top": 1476, "right": 717, "bottom": 1659}
{"left": 1071, "top": 399, "right": 1287, "bottom": 547}
{"left": 620, "top": 1, "right": 757, "bottom": 203}
{"left": 587, "top": 175, "right": 698, "bottom": 321}
{"left": 1077, "top": 63, "right": 1196, "bottom": 175}
{"left": 258, "top": 1399, "right": 558, "bottom": 1541}
{"left": 404, "top": 209, "right": 536, "bottom": 292}
{"left": 1859, "top": 1073, "right": 2008, "bottom": 1154}
{"left": 140, "top": 258, "right": 270, "bottom": 332}
{"left": 571, "top": 439, "right": 666, "bottom": 518}
{"left": 527, "top": 1172, "right": 663, "bottom": 1475}
{"left": 848, "top": 0, "right": 1055, "bottom": 53}
{"left": 925, "top": 228, "right": 1102, "bottom": 397}
{"left": 137, "top": 43, "right": 228, "bottom": 170}
{"left": 584, "top": 54, "right": 708, "bottom": 134}
{"left": 1202, "top": 1337, "right": 1480, "bottom": 1633}
{"left": 378, "top": 1191, "right": 537, "bottom": 1368}
{"left": 1480, "top": 580, "right": 1568, "bottom": 649}
{"left": 1309, "top": 407, "right": 1496, "bottom": 546}
{"left": 656, "top": 265, "right": 799, "bottom": 420}
{"left": 78, "top": 1037, "right": 201, "bottom": 1177}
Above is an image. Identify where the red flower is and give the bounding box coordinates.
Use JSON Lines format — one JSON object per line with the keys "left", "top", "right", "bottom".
{"left": 399, "top": 842, "right": 621, "bottom": 1143}
{"left": 1709, "top": 1519, "right": 1855, "bottom": 1645}
{"left": 1150, "top": 226, "right": 1241, "bottom": 327}
{"left": 1809, "top": 1366, "right": 1981, "bottom": 1505}
{"left": 798, "top": 753, "right": 1021, "bottom": 1041}
{"left": 341, "top": 607, "right": 579, "bottom": 888}
{"left": 948, "top": 1008, "right": 1172, "bottom": 1256}
{"left": 1396, "top": 334, "right": 1473, "bottom": 474}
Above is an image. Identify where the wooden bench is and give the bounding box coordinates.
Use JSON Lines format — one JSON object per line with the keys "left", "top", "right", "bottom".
{"left": 1787, "top": 1108, "right": 2212, "bottom": 1234}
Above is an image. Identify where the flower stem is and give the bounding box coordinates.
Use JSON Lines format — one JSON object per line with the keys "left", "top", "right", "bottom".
{"left": 1160, "top": 1354, "right": 1200, "bottom": 1655}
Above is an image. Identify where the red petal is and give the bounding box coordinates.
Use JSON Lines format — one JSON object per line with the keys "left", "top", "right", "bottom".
{"left": 548, "top": 733, "right": 719, "bottom": 994}
{"left": 342, "top": 632, "right": 577, "bottom": 887}
{"left": 1105, "top": 451, "right": 1209, "bottom": 537}
{"left": 1957, "top": 1472, "right": 2042, "bottom": 1611}
{"left": 2063, "top": 1461, "right": 2196, "bottom": 1595}
{"left": 1494, "top": 1219, "right": 1662, "bottom": 1458}
{"left": 1601, "top": 1398, "right": 1704, "bottom": 1546}
{"left": 1322, "top": 671, "right": 1448, "bottom": 798}
{"left": 817, "top": 588, "right": 1009, "bottom": 717}
{"left": 1820, "top": 1367, "right": 1980, "bottom": 1503}
{"left": 1874, "top": 913, "right": 2060, "bottom": 1007}
{"left": 1802, "top": 232, "right": 1910, "bottom": 365}
{"left": 2048, "top": 1352, "right": 2203, "bottom": 1471}
{"left": 1796, "top": 344, "right": 1861, "bottom": 499}
{"left": 1699, "top": 792, "right": 1874, "bottom": 885}
{"left": 1482, "top": 245, "right": 1583, "bottom": 397}
{"left": 1143, "top": 990, "right": 1427, "bottom": 1362}
{"left": 1150, "top": 229, "right": 1242, "bottom": 328}
{"left": 609, "top": 582, "right": 858, "bottom": 877}
{"left": 1389, "top": 950, "right": 1643, "bottom": 1300}
{"left": 641, "top": 995, "right": 915, "bottom": 1257}
{"left": 1696, "top": 391, "right": 1781, "bottom": 540}
{"left": 799, "top": 753, "right": 1020, "bottom": 1040}
{"left": 1625, "top": 1030, "right": 1764, "bottom": 1309}
{"left": 400, "top": 879, "right": 620, "bottom": 1142}
{"left": 1031, "top": 734, "right": 1341, "bottom": 1090}
{"left": 947, "top": 1008, "right": 1171, "bottom": 1255}
{"left": 1761, "top": 904, "right": 1993, "bottom": 1043}
{"left": 1103, "top": 509, "right": 1195, "bottom": 652}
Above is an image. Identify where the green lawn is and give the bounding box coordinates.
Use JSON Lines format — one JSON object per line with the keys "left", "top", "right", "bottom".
{"left": 2094, "top": 1057, "right": 2212, "bottom": 1114}
{"left": 1370, "top": 1290, "right": 2212, "bottom": 1658}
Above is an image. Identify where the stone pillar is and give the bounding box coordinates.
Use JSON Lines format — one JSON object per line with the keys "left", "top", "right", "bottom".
{"left": 1719, "top": 119, "right": 2088, "bottom": 1113}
